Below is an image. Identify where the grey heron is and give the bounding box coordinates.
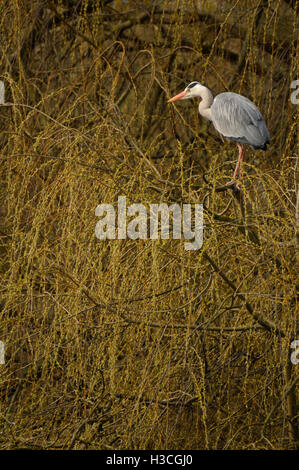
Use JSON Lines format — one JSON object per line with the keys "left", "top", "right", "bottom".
{"left": 168, "top": 82, "right": 270, "bottom": 185}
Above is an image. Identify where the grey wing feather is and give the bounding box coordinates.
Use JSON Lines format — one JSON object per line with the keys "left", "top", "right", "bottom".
{"left": 211, "top": 92, "right": 270, "bottom": 148}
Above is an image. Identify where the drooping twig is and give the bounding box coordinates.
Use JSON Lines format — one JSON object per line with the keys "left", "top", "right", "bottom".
{"left": 202, "top": 252, "right": 286, "bottom": 338}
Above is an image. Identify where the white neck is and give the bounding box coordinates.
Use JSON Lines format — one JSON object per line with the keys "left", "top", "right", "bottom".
{"left": 197, "top": 86, "right": 213, "bottom": 121}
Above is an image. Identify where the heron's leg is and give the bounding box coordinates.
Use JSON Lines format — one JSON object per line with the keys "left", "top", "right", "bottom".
{"left": 226, "top": 143, "right": 244, "bottom": 186}
{"left": 237, "top": 143, "right": 244, "bottom": 179}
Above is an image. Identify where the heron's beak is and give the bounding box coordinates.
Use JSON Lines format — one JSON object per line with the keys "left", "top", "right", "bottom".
{"left": 167, "top": 91, "right": 187, "bottom": 103}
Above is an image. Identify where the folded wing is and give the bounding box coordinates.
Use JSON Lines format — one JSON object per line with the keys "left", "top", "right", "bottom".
{"left": 211, "top": 92, "right": 270, "bottom": 149}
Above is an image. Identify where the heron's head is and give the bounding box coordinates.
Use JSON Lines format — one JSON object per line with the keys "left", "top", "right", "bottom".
{"left": 167, "top": 82, "right": 203, "bottom": 102}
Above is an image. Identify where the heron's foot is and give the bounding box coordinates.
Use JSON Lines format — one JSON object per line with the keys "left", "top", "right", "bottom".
{"left": 226, "top": 179, "right": 241, "bottom": 190}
